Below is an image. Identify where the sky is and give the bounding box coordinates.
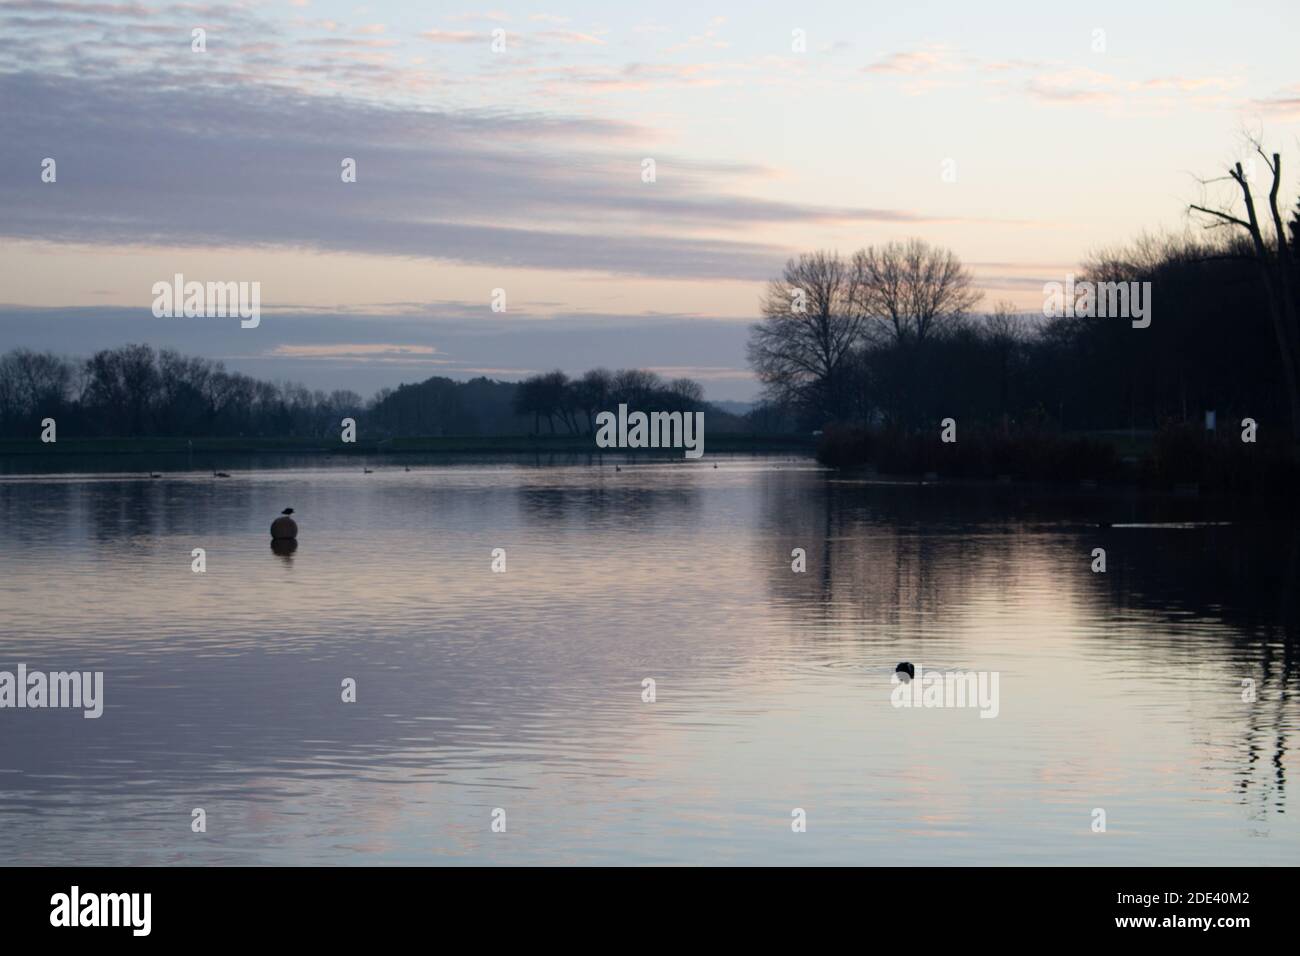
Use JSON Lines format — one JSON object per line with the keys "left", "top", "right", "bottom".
{"left": 2, "top": 0, "right": 1299, "bottom": 400}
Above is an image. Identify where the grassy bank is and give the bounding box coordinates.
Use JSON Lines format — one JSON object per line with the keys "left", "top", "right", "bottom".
{"left": 816, "top": 423, "right": 1300, "bottom": 495}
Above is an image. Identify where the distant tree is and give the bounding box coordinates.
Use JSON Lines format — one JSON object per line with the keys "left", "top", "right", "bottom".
{"left": 156, "top": 349, "right": 212, "bottom": 435}
{"left": 610, "top": 368, "right": 664, "bottom": 408}
{"left": 0, "top": 349, "right": 730, "bottom": 441}
{"left": 1191, "top": 140, "right": 1300, "bottom": 441}
{"left": 509, "top": 374, "right": 546, "bottom": 434}
{"left": 744, "top": 400, "right": 797, "bottom": 434}
{"left": 536, "top": 370, "right": 577, "bottom": 433}
{"left": 82, "top": 344, "right": 159, "bottom": 436}
{"left": 666, "top": 377, "right": 704, "bottom": 407}
{"left": 571, "top": 368, "right": 613, "bottom": 433}
{"left": 985, "top": 301, "right": 1029, "bottom": 431}
{"left": 747, "top": 250, "right": 867, "bottom": 425}
{"left": 1043, "top": 231, "right": 1279, "bottom": 432}
{"left": 0, "top": 349, "right": 76, "bottom": 436}
{"left": 853, "top": 239, "right": 980, "bottom": 346}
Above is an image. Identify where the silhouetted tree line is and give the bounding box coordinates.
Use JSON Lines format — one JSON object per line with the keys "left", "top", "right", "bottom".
{"left": 0, "top": 344, "right": 366, "bottom": 439}
{"left": 366, "top": 366, "right": 753, "bottom": 437}
{"left": 0, "top": 344, "right": 758, "bottom": 439}
{"left": 1035, "top": 231, "right": 1294, "bottom": 434}
{"left": 509, "top": 368, "right": 708, "bottom": 435}
{"left": 750, "top": 158, "right": 1300, "bottom": 445}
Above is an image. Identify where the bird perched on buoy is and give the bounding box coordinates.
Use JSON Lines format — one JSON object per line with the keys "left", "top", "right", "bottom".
{"left": 895, "top": 662, "right": 915, "bottom": 679}
{"left": 271, "top": 507, "right": 298, "bottom": 541}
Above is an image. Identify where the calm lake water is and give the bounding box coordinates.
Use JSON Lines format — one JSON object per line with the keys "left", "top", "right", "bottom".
{"left": 0, "top": 455, "right": 1296, "bottom": 865}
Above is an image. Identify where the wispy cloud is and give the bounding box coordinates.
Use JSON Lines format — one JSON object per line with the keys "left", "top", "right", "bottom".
{"left": 0, "top": 68, "right": 974, "bottom": 281}
{"left": 445, "top": 10, "right": 512, "bottom": 23}
{"left": 863, "top": 44, "right": 1249, "bottom": 113}
{"left": 664, "top": 18, "right": 729, "bottom": 54}
{"left": 864, "top": 46, "right": 963, "bottom": 75}
{"left": 421, "top": 29, "right": 480, "bottom": 44}
{"left": 1025, "top": 67, "right": 1118, "bottom": 104}
{"left": 1252, "top": 85, "right": 1300, "bottom": 119}
{"left": 271, "top": 343, "right": 440, "bottom": 359}
{"left": 535, "top": 29, "right": 606, "bottom": 45}
{"left": 1024, "top": 67, "right": 1245, "bottom": 110}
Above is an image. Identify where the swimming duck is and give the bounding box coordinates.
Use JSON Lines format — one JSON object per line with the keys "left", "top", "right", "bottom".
{"left": 895, "top": 662, "right": 915, "bottom": 679}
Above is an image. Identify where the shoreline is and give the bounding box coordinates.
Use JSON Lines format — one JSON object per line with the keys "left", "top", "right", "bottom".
{"left": 0, "top": 434, "right": 815, "bottom": 457}
{"left": 3, "top": 436, "right": 1297, "bottom": 505}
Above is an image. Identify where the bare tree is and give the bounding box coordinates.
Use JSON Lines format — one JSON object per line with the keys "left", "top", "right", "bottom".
{"left": 853, "top": 239, "right": 980, "bottom": 345}
{"left": 1191, "top": 140, "right": 1300, "bottom": 441}
{"left": 666, "top": 377, "right": 704, "bottom": 408}
{"left": 513, "top": 372, "right": 572, "bottom": 434}
{"left": 984, "top": 301, "right": 1030, "bottom": 433}
{"left": 0, "top": 349, "right": 76, "bottom": 434}
{"left": 747, "top": 250, "right": 867, "bottom": 422}
{"left": 610, "top": 368, "right": 664, "bottom": 407}
{"left": 82, "top": 344, "right": 159, "bottom": 435}
{"left": 506, "top": 370, "right": 576, "bottom": 434}
{"left": 571, "top": 368, "right": 613, "bottom": 433}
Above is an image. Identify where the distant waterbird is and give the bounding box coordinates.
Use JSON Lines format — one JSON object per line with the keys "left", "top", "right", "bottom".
{"left": 363, "top": 467, "right": 373, "bottom": 474}
{"left": 213, "top": 470, "right": 230, "bottom": 478}
{"left": 895, "top": 662, "right": 915, "bottom": 679}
